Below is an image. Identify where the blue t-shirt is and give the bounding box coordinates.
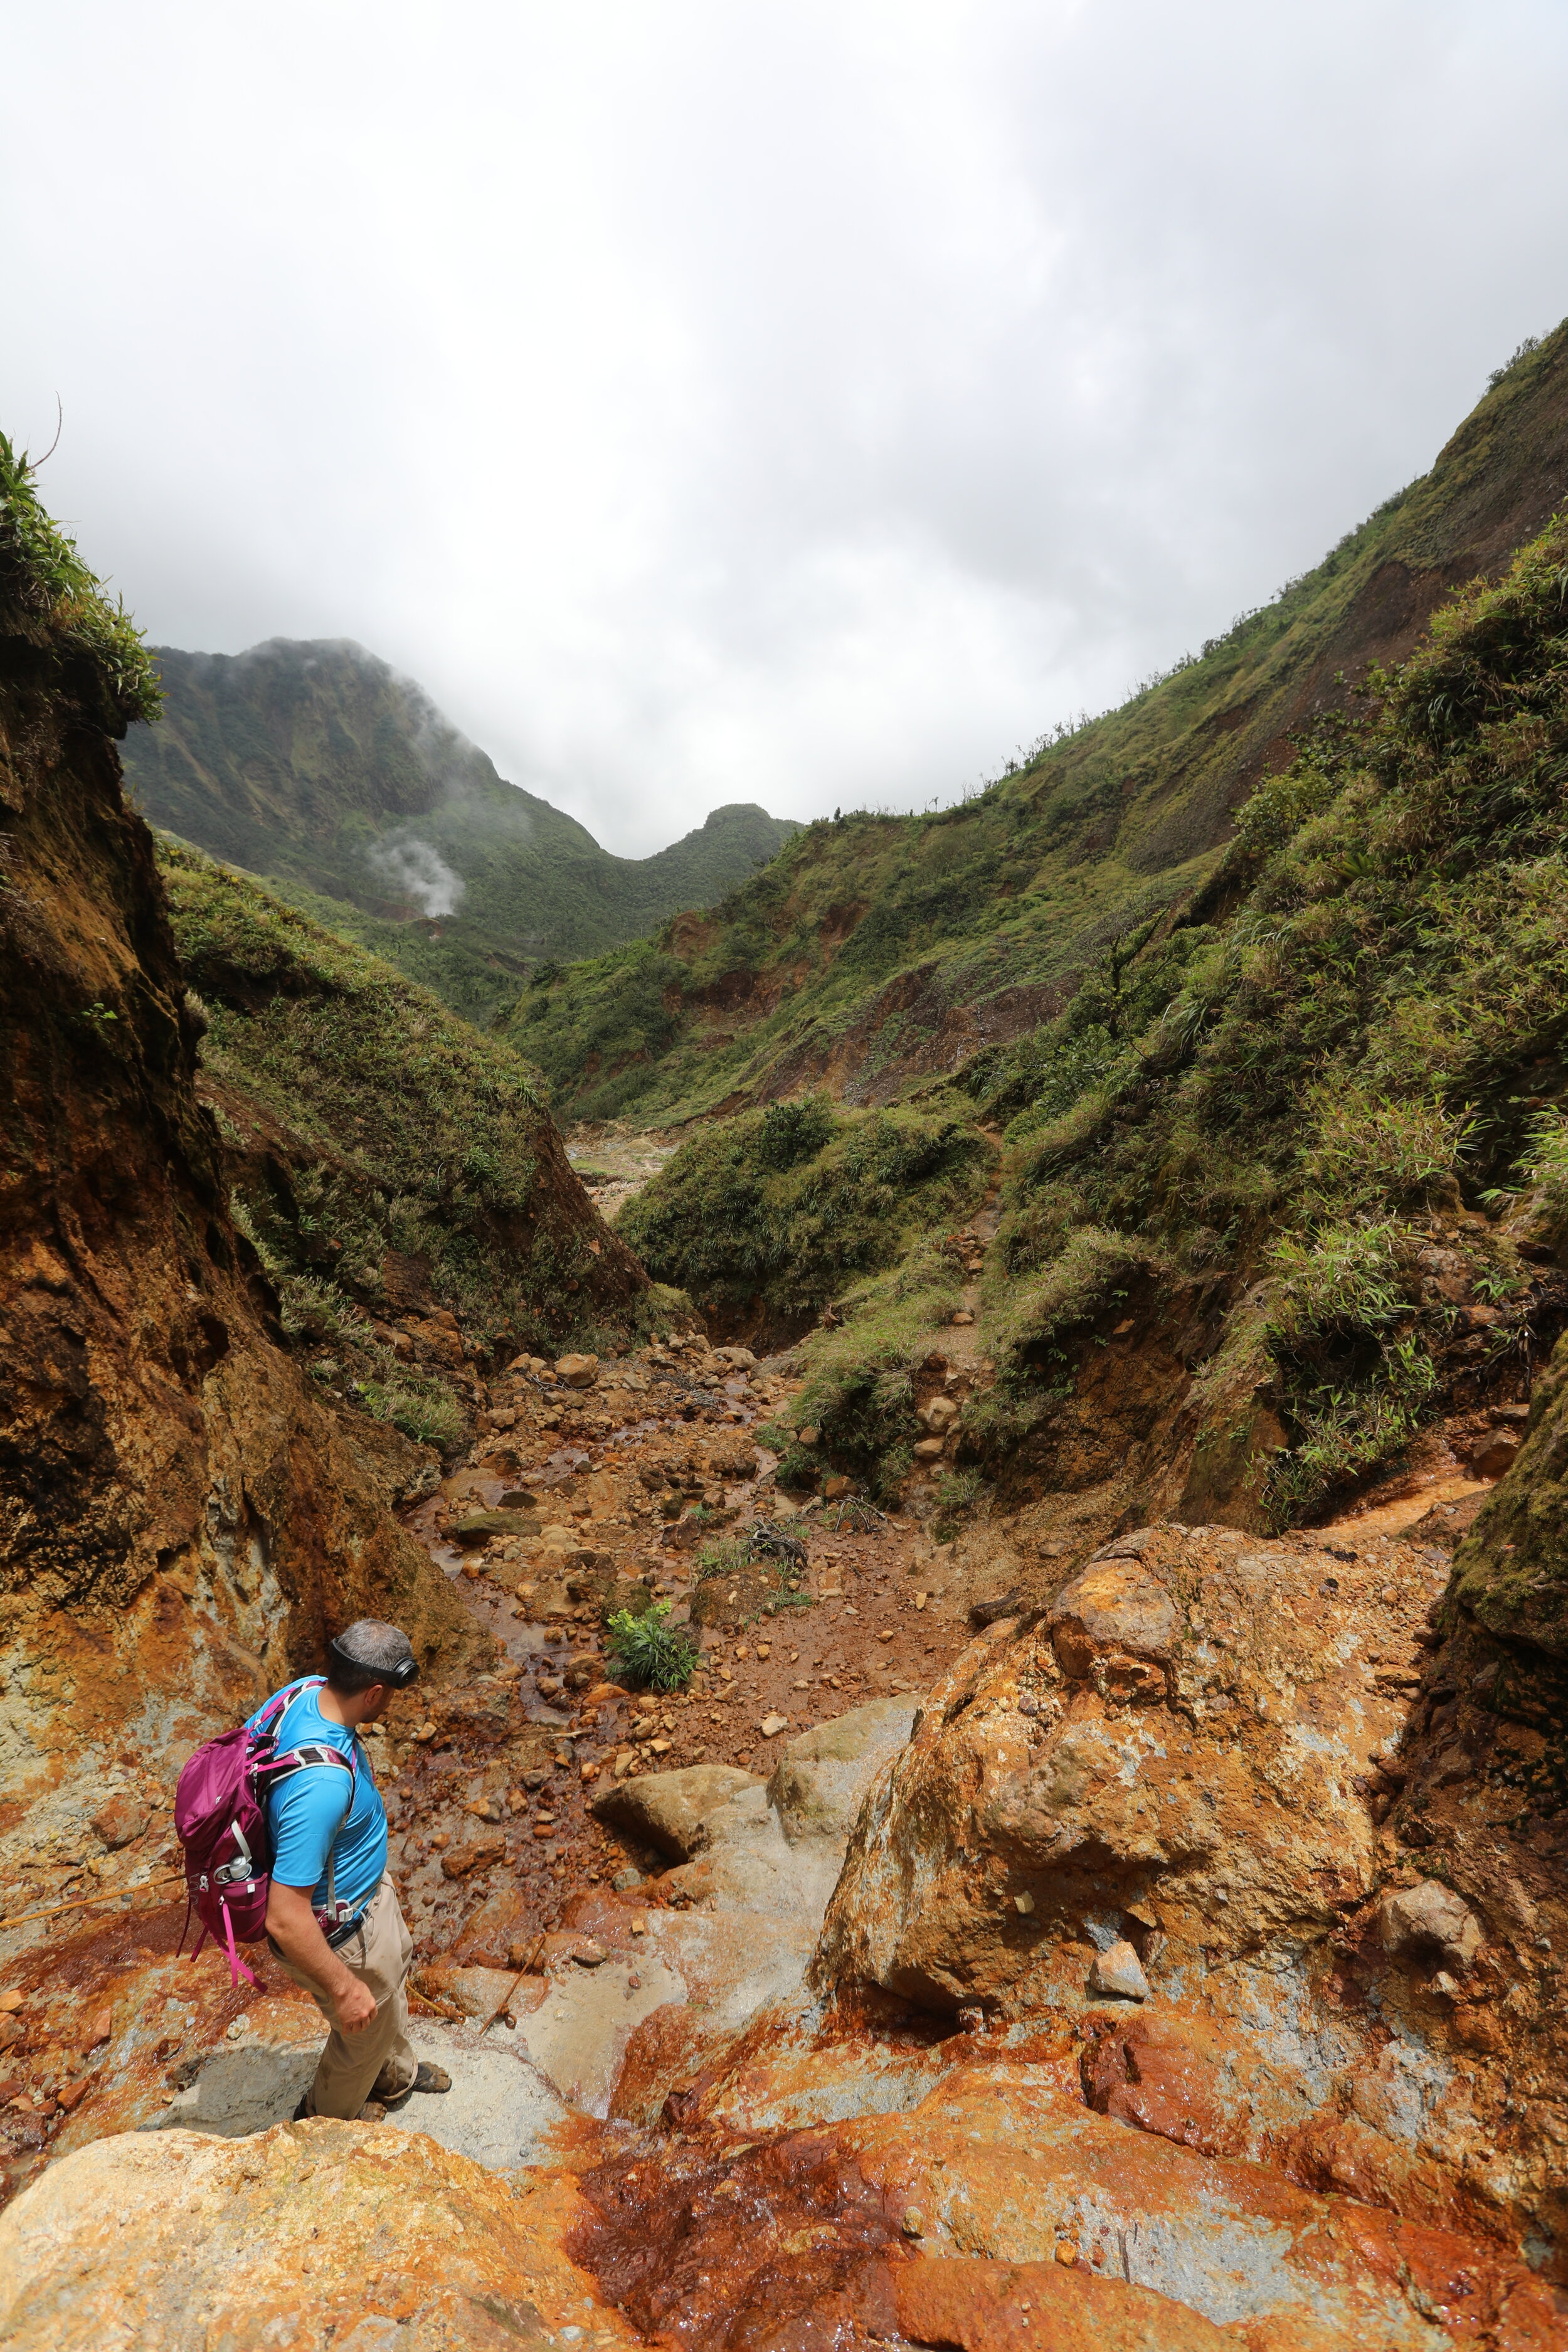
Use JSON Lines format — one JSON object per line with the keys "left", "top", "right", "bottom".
{"left": 248, "top": 1680, "right": 388, "bottom": 1918}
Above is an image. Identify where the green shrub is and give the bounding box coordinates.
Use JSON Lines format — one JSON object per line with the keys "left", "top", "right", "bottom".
{"left": 1298, "top": 1091, "right": 1473, "bottom": 1219}
{"left": 1511, "top": 1110, "right": 1568, "bottom": 1210}
{"left": 933, "top": 1467, "right": 983, "bottom": 1543}
{"left": 985, "top": 1227, "right": 1155, "bottom": 1379}
{"left": 1263, "top": 1335, "right": 1439, "bottom": 1527}
{"left": 1265, "top": 1222, "right": 1413, "bottom": 1344}
{"left": 756, "top": 1097, "right": 836, "bottom": 1170}
{"left": 783, "top": 1237, "right": 965, "bottom": 1499}
{"left": 693, "top": 1537, "right": 753, "bottom": 1581}
{"left": 605, "top": 1603, "right": 702, "bottom": 1690}
{"left": 617, "top": 1099, "right": 990, "bottom": 1332}
{"left": 356, "top": 1377, "right": 465, "bottom": 1452}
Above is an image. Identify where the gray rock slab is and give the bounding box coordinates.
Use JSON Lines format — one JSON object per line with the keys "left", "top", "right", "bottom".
{"left": 766, "top": 1695, "right": 919, "bottom": 1844}
{"left": 591, "top": 1763, "right": 759, "bottom": 1859}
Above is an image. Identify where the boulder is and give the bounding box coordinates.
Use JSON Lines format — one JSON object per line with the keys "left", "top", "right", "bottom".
{"left": 1466, "top": 1431, "right": 1521, "bottom": 1480}
{"left": 766, "top": 1695, "right": 920, "bottom": 1844}
{"left": 591, "top": 1764, "right": 760, "bottom": 1859}
{"left": 1378, "top": 1880, "right": 1484, "bottom": 1971}
{"left": 0, "top": 2121, "right": 632, "bottom": 2351}
{"left": 813, "top": 1521, "right": 1446, "bottom": 2019}
{"left": 922, "top": 1395, "right": 961, "bottom": 1433}
{"left": 554, "top": 1354, "right": 599, "bottom": 1389}
{"left": 413, "top": 1963, "right": 521, "bottom": 2021}
{"left": 706, "top": 1433, "right": 759, "bottom": 1478}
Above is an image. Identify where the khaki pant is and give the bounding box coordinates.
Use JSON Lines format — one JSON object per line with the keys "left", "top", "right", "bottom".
{"left": 271, "top": 1876, "right": 418, "bottom": 2119}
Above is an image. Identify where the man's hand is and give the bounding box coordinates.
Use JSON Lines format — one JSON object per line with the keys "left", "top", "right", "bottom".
{"left": 266, "top": 1881, "right": 376, "bottom": 2030}
{"left": 329, "top": 1974, "right": 378, "bottom": 2035}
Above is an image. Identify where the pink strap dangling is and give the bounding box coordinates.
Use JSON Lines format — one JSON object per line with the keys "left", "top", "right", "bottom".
{"left": 221, "top": 1901, "right": 258, "bottom": 1991}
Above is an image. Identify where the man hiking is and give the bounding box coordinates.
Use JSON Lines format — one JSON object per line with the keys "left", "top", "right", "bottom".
{"left": 253, "top": 1619, "right": 452, "bottom": 2120}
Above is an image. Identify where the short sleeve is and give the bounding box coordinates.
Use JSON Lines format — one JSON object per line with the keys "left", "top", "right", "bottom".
{"left": 268, "top": 1763, "right": 353, "bottom": 1893}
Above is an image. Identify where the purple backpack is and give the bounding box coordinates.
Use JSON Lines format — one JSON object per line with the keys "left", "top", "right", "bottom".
{"left": 174, "top": 1677, "right": 356, "bottom": 1987}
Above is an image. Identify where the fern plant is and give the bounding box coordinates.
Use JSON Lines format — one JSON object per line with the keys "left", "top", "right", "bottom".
{"left": 605, "top": 1602, "right": 701, "bottom": 1692}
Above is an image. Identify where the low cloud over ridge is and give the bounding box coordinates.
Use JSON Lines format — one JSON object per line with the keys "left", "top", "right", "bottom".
{"left": 4, "top": 3, "right": 1567, "bottom": 853}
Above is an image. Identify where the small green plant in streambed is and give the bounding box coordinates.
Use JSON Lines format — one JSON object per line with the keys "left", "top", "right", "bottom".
{"left": 605, "top": 1603, "right": 702, "bottom": 1691}
{"left": 693, "top": 1536, "right": 752, "bottom": 1580}
{"left": 932, "top": 1468, "right": 983, "bottom": 1543}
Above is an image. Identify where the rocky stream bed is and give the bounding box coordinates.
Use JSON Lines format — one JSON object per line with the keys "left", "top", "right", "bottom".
{"left": 1, "top": 1334, "right": 1565, "bottom": 2348}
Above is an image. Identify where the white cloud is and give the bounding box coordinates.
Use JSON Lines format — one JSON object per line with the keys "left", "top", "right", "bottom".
{"left": 4, "top": 1, "right": 1566, "bottom": 852}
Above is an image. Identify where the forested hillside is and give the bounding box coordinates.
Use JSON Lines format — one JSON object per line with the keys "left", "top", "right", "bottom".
{"left": 159, "top": 838, "right": 653, "bottom": 1451}
{"left": 122, "top": 638, "right": 798, "bottom": 1018}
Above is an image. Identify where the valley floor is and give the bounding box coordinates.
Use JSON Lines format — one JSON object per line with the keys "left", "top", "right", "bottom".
{"left": 2, "top": 1338, "right": 1565, "bottom": 2351}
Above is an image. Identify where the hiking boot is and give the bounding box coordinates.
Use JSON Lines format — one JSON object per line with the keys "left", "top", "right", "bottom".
{"left": 380, "top": 2062, "right": 452, "bottom": 2108}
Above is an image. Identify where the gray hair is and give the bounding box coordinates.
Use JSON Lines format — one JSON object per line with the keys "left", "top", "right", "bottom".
{"left": 327, "top": 1618, "right": 415, "bottom": 1693}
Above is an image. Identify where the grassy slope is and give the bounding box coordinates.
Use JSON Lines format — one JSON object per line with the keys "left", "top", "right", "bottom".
{"left": 516, "top": 324, "right": 1568, "bottom": 1125}
{"left": 123, "top": 638, "right": 800, "bottom": 1015}
{"left": 616, "top": 1096, "right": 994, "bottom": 1348}
{"left": 159, "top": 839, "right": 653, "bottom": 1449}
{"left": 783, "top": 514, "right": 1568, "bottom": 1529}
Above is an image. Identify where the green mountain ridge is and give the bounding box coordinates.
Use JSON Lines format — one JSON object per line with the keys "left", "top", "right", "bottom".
{"left": 632, "top": 503, "right": 1568, "bottom": 1555}
{"left": 120, "top": 637, "right": 801, "bottom": 1020}
{"left": 515, "top": 322, "right": 1568, "bottom": 1125}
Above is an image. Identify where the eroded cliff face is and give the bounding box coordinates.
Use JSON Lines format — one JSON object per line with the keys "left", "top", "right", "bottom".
{"left": 0, "top": 582, "right": 479, "bottom": 1833}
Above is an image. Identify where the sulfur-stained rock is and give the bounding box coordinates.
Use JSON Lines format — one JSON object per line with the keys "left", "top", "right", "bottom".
{"left": 1086, "top": 1939, "right": 1150, "bottom": 2001}
{"left": 89, "top": 1794, "right": 149, "bottom": 1851}
{"left": 591, "top": 1764, "right": 760, "bottom": 1859}
{"left": 884, "top": 2252, "right": 1234, "bottom": 2352}
{"left": 1047, "top": 1554, "right": 1177, "bottom": 1695}
{"left": 0, "top": 2120, "right": 639, "bottom": 2351}
{"left": 1379, "top": 1880, "right": 1484, "bottom": 1973}
{"left": 442, "top": 1830, "right": 507, "bottom": 1878}
{"left": 414, "top": 1962, "right": 525, "bottom": 2021}
{"left": 813, "top": 1523, "right": 1447, "bottom": 2017}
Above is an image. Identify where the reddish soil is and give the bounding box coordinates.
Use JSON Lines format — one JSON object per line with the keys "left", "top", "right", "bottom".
{"left": 381, "top": 1340, "right": 974, "bottom": 1965}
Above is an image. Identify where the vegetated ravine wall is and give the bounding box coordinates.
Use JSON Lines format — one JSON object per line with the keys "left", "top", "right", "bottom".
{"left": 0, "top": 472, "right": 487, "bottom": 1826}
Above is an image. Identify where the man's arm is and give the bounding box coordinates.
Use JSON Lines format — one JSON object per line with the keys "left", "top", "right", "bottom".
{"left": 265, "top": 1882, "right": 378, "bottom": 2033}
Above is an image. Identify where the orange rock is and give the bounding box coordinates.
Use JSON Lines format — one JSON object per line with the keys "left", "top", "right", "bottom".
{"left": 90, "top": 1796, "right": 149, "bottom": 1852}
{"left": 889, "top": 2254, "right": 1233, "bottom": 2352}
{"left": 0, "top": 2121, "right": 642, "bottom": 2350}
{"left": 440, "top": 1831, "right": 506, "bottom": 1878}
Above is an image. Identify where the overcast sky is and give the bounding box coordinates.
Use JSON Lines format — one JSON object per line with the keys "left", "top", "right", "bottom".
{"left": 4, "top": 4, "right": 1566, "bottom": 856}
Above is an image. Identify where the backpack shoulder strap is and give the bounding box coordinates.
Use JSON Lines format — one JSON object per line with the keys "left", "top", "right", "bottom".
{"left": 265, "top": 1740, "right": 357, "bottom": 1791}
{"left": 253, "top": 1676, "right": 326, "bottom": 1740}
{"left": 266, "top": 1740, "right": 359, "bottom": 1920}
